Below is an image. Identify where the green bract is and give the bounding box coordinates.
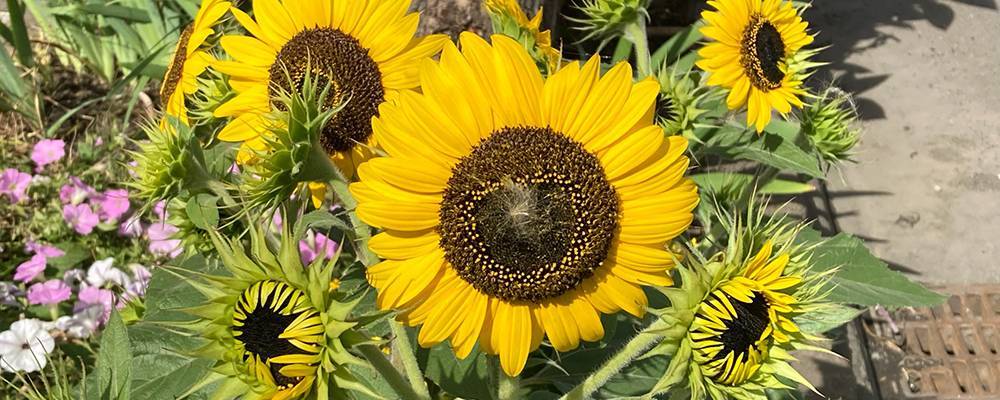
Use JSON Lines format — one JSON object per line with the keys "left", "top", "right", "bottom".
{"left": 177, "top": 205, "right": 373, "bottom": 400}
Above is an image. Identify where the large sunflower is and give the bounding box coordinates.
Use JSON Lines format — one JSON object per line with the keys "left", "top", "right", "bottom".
{"left": 351, "top": 33, "right": 699, "bottom": 376}
{"left": 696, "top": 0, "right": 814, "bottom": 132}
{"left": 161, "top": 0, "right": 231, "bottom": 124}
{"left": 213, "top": 0, "right": 447, "bottom": 175}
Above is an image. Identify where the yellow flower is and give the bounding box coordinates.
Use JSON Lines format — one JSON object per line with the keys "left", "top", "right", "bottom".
{"left": 232, "top": 280, "right": 324, "bottom": 400}
{"left": 690, "top": 241, "right": 802, "bottom": 386}
{"left": 160, "top": 0, "right": 230, "bottom": 124}
{"left": 351, "top": 33, "right": 699, "bottom": 376}
{"left": 213, "top": 0, "right": 448, "bottom": 204}
{"left": 696, "top": 0, "right": 814, "bottom": 132}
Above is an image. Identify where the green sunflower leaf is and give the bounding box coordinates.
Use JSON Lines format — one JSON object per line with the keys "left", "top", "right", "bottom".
{"left": 807, "top": 233, "right": 947, "bottom": 307}
{"left": 127, "top": 323, "right": 215, "bottom": 400}
{"left": 95, "top": 311, "right": 132, "bottom": 400}
{"left": 700, "top": 121, "right": 823, "bottom": 178}
{"left": 794, "top": 304, "right": 863, "bottom": 334}
{"left": 186, "top": 194, "right": 220, "bottom": 230}
{"left": 421, "top": 345, "right": 493, "bottom": 400}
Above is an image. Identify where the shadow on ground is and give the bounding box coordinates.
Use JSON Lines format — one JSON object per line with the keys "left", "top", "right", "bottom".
{"left": 807, "top": 0, "right": 998, "bottom": 120}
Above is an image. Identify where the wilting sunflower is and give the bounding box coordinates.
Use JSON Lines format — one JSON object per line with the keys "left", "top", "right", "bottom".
{"left": 183, "top": 208, "right": 365, "bottom": 399}
{"left": 696, "top": 0, "right": 814, "bottom": 132}
{"left": 651, "top": 210, "right": 833, "bottom": 400}
{"left": 213, "top": 0, "right": 448, "bottom": 177}
{"left": 161, "top": 0, "right": 231, "bottom": 124}
{"left": 351, "top": 33, "right": 699, "bottom": 376}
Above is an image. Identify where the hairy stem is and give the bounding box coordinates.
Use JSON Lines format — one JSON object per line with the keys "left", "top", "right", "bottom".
{"left": 625, "top": 20, "right": 653, "bottom": 79}
{"left": 390, "top": 322, "right": 432, "bottom": 400}
{"left": 559, "top": 320, "right": 667, "bottom": 400}
{"left": 358, "top": 344, "right": 424, "bottom": 400}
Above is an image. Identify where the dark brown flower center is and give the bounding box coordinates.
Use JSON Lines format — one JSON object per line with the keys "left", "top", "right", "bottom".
{"left": 438, "top": 127, "right": 620, "bottom": 303}
{"left": 232, "top": 281, "right": 320, "bottom": 389}
{"left": 160, "top": 24, "right": 195, "bottom": 106}
{"left": 740, "top": 16, "right": 786, "bottom": 91}
{"left": 268, "top": 28, "right": 384, "bottom": 154}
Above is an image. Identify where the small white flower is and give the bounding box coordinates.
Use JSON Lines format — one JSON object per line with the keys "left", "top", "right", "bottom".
{"left": 54, "top": 309, "right": 101, "bottom": 339}
{"left": 0, "top": 319, "right": 55, "bottom": 372}
{"left": 86, "top": 258, "right": 130, "bottom": 288}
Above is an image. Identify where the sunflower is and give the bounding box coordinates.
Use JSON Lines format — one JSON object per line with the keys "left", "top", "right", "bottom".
{"left": 696, "top": 0, "right": 814, "bottom": 132}
{"left": 690, "top": 241, "right": 802, "bottom": 386}
{"left": 161, "top": 0, "right": 231, "bottom": 124}
{"left": 212, "top": 0, "right": 448, "bottom": 180}
{"left": 652, "top": 210, "right": 833, "bottom": 400}
{"left": 351, "top": 33, "right": 699, "bottom": 376}
{"left": 183, "top": 208, "right": 365, "bottom": 399}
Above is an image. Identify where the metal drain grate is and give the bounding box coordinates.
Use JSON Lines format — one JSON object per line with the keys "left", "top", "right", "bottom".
{"left": 866, "top": 285, "right": 1000, "bottom": 399}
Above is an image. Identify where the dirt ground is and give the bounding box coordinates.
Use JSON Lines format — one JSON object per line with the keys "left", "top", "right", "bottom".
{"left": 791, "top": 1, "right": 1000, "bottom": 398}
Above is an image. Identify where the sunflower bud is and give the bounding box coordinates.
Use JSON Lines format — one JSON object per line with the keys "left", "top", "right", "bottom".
{"left": 180, "top": 206, "right": 374, "bottom": 399}
{"left": 571, "top": 0, "right": 650, "bottom": 43}
{"left": 186, "top": 71, "right": 236, "bottom": 125}
{"left": 484, "top": 0, "right": 561, "bottom": 73}
{"left": 244, "top": 73, "right": 345, "bottom": 212}
{"left": 646, "top": 203, "right": 832, "bottom": 399}
{"left": 802, "top": 86, "right": 861, "bottom": 164}
{"left": 657, "top": 65, "right": 721, "bottom": 135}
{"left": 130, "top": 118, "right": 212, "bottom": 206}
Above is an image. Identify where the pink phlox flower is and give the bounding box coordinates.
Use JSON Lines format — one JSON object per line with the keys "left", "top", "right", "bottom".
{"left": 299, "top": 231, "right": 339, "bottom": 265}
{"left": 93, "top": 189, "right": 130, "bottom": 223}
{"left": 147, "top": 222, "right": 182, "bottom": 258}
{"left": 30, "top": 139, "right": 65, "bottom": 171}
{"left": 26, "top": 280, "right": 72, "bottom": 305}
{"left": 13, "top": 255, "right": 47, "bottom": 283}
{"left": 63, "top": 203, "right": 99, "bottom": 235}
{"left": 0, "top": 169, "right": 32, "bottom": 203}
{"left": 59, "top": 176, "right": 94, "bottom": 205}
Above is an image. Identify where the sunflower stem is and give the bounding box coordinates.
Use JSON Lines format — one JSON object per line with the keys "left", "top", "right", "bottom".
{"left": 624, "top": 19, "right": 653, "bottom": 79}
{"left": 358, "top": 344, "right": 425, "bottom": 400}
{"left": 559, "top": 319, "right": 667, "bottom": 400}
{"left": 388, "top": 322, "right": 432, "bottom": 400}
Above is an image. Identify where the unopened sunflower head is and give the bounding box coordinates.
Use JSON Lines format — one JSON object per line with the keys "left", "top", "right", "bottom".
{"left": 180, "top": 205, "right": 369, "bottom": 400}
{"left": 130, "top": 119, "right": 212, "bottom": 207}
{"left": 185, "top": 70, "right": 237, "bottom": 125}
{"left": 484, "top": 0, "right": 561, "bottom": 73}
{"left": 243, "top": 73, "right": 345, "bottom": 213}
{"left": 571, "top": 0, "right": 649, "bottom": 44}
{"left": 801, "top": 86, "right": 861, "bottom": 164}
{"left": 657, "top": 64, "right": 721, "bottom": 135}
{"left": 648, "top": 205, "right": 836, "bottom": 399}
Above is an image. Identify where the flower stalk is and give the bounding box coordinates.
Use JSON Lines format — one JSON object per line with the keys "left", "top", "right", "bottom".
{"left": 559, "top": 319, "right": 668, "bottom": 400}
{"left": 358, "top": 343, "right": 426, "bottom": 400}
{"left": 624, "top": 20, "right": 652, "bottom": 78}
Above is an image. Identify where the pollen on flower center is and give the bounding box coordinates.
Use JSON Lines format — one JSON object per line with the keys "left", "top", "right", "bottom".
{"left": 160, "top": 24, "right": 195, "bottom": 106}
{"left": 741, "top": 16, "right": 786, "bottom": 91}
{"left": 268, "top": 28, "right": 385, "bottom": 154}
{"left": 438, "top": 127, "right": 620, "bottom": 303}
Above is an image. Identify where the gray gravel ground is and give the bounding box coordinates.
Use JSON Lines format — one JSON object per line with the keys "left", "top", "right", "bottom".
{"left": 793, "top": 1, "right": 1000, "bottom": 398}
